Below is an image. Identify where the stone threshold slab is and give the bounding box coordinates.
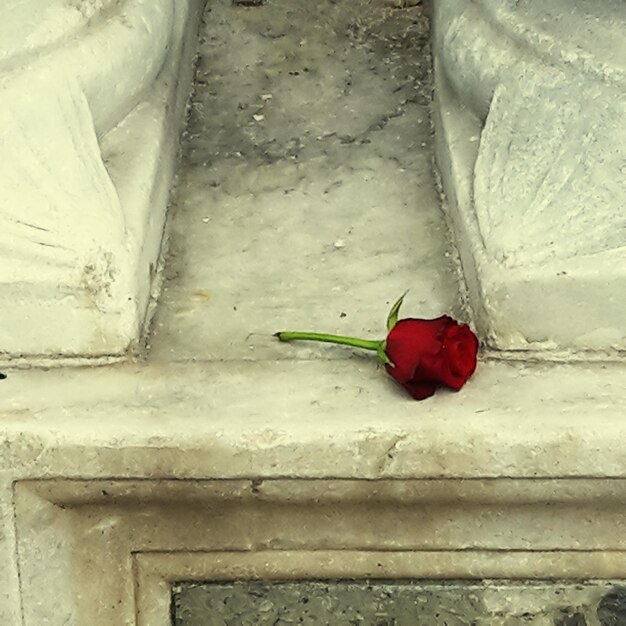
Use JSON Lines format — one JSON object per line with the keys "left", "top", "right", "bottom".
{"left": 1, "top": 358, "right": 624, "bottom": 479}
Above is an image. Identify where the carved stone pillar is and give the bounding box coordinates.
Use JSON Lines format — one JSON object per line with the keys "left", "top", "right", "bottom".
{"left": 0, "top": 0, "right": 205, "bottom": 358}
{"left": 433, "top": 0, "right": 626, "bottom": 355}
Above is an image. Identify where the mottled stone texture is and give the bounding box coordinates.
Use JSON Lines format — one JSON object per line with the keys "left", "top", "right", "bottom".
{"left": 173, "top": 581, "right": 626, "bottom": 626}
{"left": 148, "top": 0, "right": 461, "bottom": 364}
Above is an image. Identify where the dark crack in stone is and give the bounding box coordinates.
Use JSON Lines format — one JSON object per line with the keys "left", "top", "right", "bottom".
{"left": 554, "top": 611, "right": 587, "bottom": 626}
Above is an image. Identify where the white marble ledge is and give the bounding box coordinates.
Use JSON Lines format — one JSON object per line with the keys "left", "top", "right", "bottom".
{"left": 0, "top": 359, "right": 624, "bottom": 480}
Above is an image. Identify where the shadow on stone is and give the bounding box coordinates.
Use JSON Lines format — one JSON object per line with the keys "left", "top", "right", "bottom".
{"left": 597, "top": 587, "right": 626, "bottom": 626}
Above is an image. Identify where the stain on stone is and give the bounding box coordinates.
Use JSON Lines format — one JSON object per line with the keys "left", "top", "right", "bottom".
{"left": 232, "top": 0, "right": 266, "bottom": 6}
{"left": 597, "top": 587, "right": 626, "bottom": 626}
{"left": 80, "top": 251, "right": 117, "bottom": 311}
{"left": 0, "top": 373, "right": 6, "bottom": 380}
{"left": 555, "top": 610, "right": 587, "bottom": 626}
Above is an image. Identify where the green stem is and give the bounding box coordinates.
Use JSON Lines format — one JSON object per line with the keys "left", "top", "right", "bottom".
{"left": 274, "top": 331, "right": 382, "bottom": 351}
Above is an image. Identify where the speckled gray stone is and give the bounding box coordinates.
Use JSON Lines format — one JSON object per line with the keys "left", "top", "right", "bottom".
{"left": 172, "top": 580, "right": 626, "bottom": 626}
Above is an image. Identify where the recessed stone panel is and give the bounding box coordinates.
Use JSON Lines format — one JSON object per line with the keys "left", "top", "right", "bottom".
{"left": 172, "top": 580, "right": 626, "bottom": 626}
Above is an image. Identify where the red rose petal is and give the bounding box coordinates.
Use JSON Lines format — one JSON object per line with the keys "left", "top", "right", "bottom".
{"left": 402, "top": 379, "right": 438, "bottom": 400}
{"left": 385, "top": 316, "right": 478, "bottom": 400}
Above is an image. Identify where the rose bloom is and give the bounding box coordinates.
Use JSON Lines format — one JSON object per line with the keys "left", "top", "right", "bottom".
{"left": 384, "top": 316, "right": 479, "bottom": 400}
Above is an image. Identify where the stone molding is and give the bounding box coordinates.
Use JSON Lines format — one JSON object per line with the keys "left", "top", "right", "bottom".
{"left": 11, "top": 478, "right": 626, "bottom": 625}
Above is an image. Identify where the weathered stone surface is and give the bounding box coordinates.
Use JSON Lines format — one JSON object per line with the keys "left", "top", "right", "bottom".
{"left": 7, "top": 477, "right": 626, "bottom": 624}
{"left": 148, "top": 0, "right": 453, "bottom": 364}
{"left": 1, "top": 1, "right": 625, "bottom": 624}
{"left": 0, "top": 357, "right": 624, "bottom": 622}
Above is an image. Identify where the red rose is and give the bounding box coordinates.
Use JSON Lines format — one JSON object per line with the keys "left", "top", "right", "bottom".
{"left": 384, "top": 316, "right": 479, "bottom": 400}
{"left": 276, "top": 293, "right": 479, "bottom": 401}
